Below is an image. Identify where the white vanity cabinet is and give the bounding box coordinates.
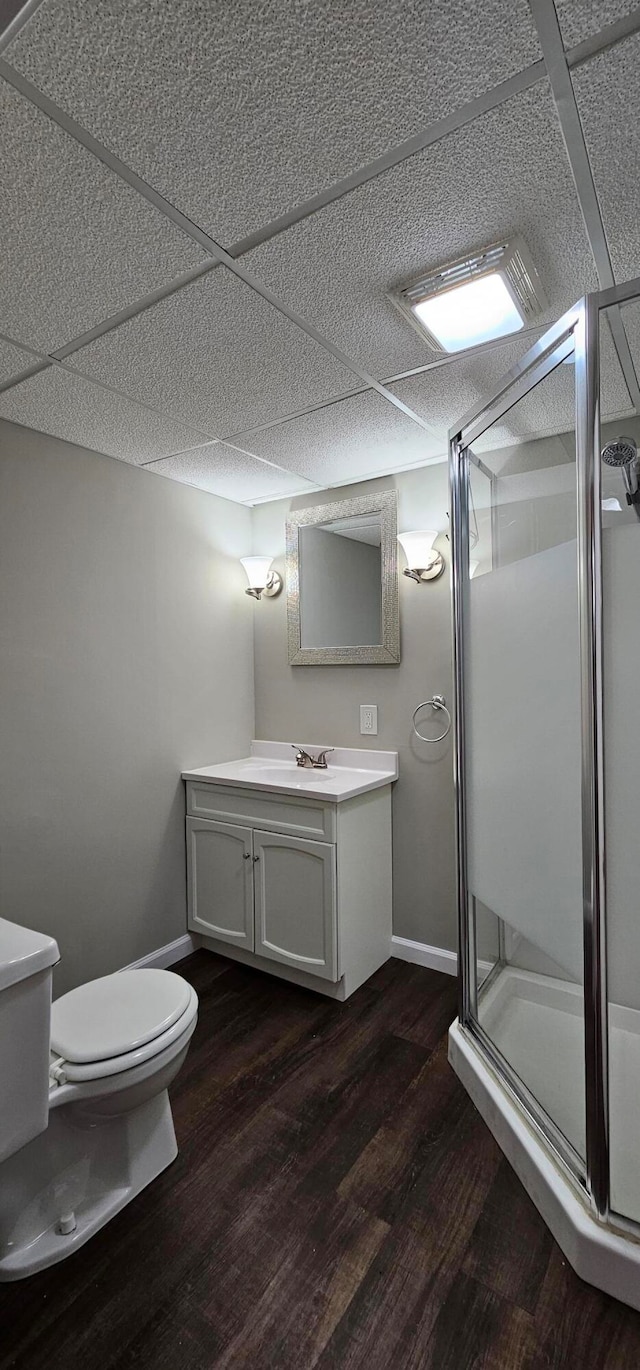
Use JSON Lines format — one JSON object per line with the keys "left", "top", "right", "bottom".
{"left": 185, "top": 777, "right": 393, "bottom": 1000}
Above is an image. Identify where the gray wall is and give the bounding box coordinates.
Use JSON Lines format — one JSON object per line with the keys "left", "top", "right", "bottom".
{"left": 0, "top": 419, "right": 254, "bottom": 994}
{"left": 251, "top": 467, "right": 457, "bottom": 950}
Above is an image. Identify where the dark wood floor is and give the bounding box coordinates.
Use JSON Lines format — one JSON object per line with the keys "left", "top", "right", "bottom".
{"left": 2, "top": 952, "right": 640, "bottom": 1369}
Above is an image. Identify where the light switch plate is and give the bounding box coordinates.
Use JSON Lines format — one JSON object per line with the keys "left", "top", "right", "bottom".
{"left": 360, "top": 704, "right": 378, "bottom": 735}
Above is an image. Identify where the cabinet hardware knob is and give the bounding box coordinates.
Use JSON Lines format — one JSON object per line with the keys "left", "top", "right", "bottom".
{"left": 242, "top": 853, "right": 251, "bottom": 860}
{"left": 252, "top": 855, "right": 260, "bottom": 862}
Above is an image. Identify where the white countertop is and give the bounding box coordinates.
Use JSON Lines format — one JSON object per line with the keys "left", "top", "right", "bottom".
{"left": 182, "top": 740, "right": 398, "bottom": 803}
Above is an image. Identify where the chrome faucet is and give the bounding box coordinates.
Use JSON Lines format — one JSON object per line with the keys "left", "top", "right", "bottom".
{"left": 292, "top": 745, "right": 334, "bottom": 769}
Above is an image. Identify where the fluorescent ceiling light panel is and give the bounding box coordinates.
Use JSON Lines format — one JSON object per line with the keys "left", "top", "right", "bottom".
{"left": 394, "top": 240, "right": 545, "bottom": 355}
{"left": 413, "top": 274, "right": 524, "bottom": 352}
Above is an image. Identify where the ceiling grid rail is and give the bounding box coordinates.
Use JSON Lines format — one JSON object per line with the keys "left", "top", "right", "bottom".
{"left": 0, "top": 0, "right": 45, "bottom": 54}
{"left": 0, "top": 320, "right": 550, "bottom": 458}
{"left": 225, "top": 10, "right": 640, "bottom": 262}
{"left": 58, "top": 325, "right": 549, "bottom": 459}
{"left": 0, "top": 3, "right": 637, "bottom": 381}
{"left": 51, "top": 260, "right": 222, "bottom": 361}
{"left": 0, "top": 12, "right": 638, "bottom": 354}
{"left": 0, "top": 55, "right": 442, "bottom": 441}
{"left": 566, "top": 8, "right": 640, "bottom": 69}
{"left": 202, "top": 331, "right": 548, "bottom": 452}
{"left": 0, "top": 359, "right": 49, "bottom": 394}
{"left": 528, "top": 0, "right": 640, "bottom": 411}
{"left": 0, "top": 2, "right": 638, "bottom": 449}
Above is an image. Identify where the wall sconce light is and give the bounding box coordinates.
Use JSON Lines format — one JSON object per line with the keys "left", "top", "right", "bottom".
{"left": 239, "top": 556, "right": 283, "bottom": 601}
{"left": 469, "top": 559, "right": 480, "bottom": 578}
{"left": 397, "top": 530, "right": 445, "bottom": 583}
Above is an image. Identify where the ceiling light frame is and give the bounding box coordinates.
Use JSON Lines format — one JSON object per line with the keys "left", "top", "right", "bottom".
{"left": 392, "top": 239, "right": 547, "bottom": 355}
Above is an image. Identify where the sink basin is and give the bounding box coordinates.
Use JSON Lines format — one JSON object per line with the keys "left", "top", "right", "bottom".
{"left": 242, "top": 766, "right": 335, "bottom": 785}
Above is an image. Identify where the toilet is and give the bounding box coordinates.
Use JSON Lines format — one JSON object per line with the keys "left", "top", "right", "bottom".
{"left": 0, "top": 916, "right": 198, "bottom": 1281}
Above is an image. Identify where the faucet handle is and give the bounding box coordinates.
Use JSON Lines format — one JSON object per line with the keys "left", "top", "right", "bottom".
{"left": 315, "top": 748, "right": 334, "bottom": 767}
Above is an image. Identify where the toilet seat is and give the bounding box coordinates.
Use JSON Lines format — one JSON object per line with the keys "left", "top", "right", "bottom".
{"left": 50, "top": 969, "right": 198, "bottom": 1084}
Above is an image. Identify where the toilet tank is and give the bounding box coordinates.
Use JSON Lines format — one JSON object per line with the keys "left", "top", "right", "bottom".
{"left": 0, "top": 918, "right": 59, "bottom": 1164}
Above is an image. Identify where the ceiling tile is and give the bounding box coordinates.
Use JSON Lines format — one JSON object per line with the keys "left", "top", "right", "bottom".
{"left": 0, "top": 337, "right": 41, "bottom": 386}
{"left": 390, "top": 336, "right": 542, "bottom": 437}
{"left": 457, "top": 326, "right": 631, "bottom": 457}
{"left": 237, "top": 393, "right": 443, "bottom": 485}
{"left": 391, "top": 320, "right": 632, "bottom": 441}
{"left": 468, "top": 358, "right": 577, "bottom": 454}
{"left": 72, "top": 267, "right": 359, "bottom": 439}
{"left": 393, "top": 336, "right": 577, "bottom": 454}
{"left": 601, "top": 314, "right": 635, "bottom": 417}
{"left": 144, "top": 443, "right": 319, "bottom": 503}
{"left": 244, "top": 82, "right": 597, "bottom": 378}
{"left": 0, "top": 78, "right": 205, "bottom": 352}
{"left": 573, "top": 34, "right": 640, "bottom": 281}
{"left": 5, "top": 0, "right": 540, "bottom": 243}
{"left": 0, "top": 366, "right": 205, "bottom": 462}
{"left": 554, "top": 1, "right": 638, "bottom": 47}
{"left": 482, "top": 365, "right": 574, "bottom": 450}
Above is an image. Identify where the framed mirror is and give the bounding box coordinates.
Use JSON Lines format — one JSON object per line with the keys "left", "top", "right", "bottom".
{"left": 286, "top": 491, "right": 400, "bottom": 665}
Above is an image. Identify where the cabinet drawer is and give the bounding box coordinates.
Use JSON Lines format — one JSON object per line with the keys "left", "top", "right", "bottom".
{"left": 185, "top": 782, "right": 336, "bottom": 842}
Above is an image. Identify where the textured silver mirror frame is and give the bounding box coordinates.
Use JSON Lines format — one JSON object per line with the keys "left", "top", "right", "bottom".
{"left": 286, "top": 490, "right": 400, "bottom": 666}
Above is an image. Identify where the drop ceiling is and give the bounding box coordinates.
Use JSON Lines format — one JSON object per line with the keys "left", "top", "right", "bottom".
{"left": 0, "top": 0, "right": 638, "bottom": 505}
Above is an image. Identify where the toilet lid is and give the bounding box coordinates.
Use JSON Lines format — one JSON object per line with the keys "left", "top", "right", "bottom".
{"left": 51, "top": 969, "right": 192, "bottom": 1063}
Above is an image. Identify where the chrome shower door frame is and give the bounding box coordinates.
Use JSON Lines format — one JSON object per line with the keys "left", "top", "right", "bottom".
{"left": 448, "top": 294, "right": 610, "bottom": 1214}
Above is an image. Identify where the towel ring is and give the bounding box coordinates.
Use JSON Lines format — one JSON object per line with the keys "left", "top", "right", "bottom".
{"left": 412, "top": 694, "right": 451, "bottom": 743}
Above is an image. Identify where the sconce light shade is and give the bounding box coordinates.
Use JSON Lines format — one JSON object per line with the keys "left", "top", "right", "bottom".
{"left": 240, "top": 556, "right": 282, "bottom": 600}
{"left": 397, "top": 530, "right": 445, "bottom": 583}
{"left": 469, "top": 559, "right": 480, "bottom": 578}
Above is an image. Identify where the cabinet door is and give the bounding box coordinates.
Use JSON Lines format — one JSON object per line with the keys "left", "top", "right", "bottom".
{"left": 186, "top": 817, "right": 254, "bottom": 949}
{"left": 253, "top": 830, "right": 337, "bottom": 981}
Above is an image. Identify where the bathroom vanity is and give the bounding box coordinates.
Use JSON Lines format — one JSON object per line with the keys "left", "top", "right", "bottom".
{"left": 182, "top": 742, "right": 397, "bottom": 999}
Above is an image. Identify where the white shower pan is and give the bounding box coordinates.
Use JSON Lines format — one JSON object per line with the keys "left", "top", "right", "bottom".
{"left": 449, "top": 967, "right": 640, "bottom": 1311}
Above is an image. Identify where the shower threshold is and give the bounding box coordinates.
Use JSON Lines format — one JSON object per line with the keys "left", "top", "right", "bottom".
{"left": 449, "top": 966, "right": 640, "bottom": 1311}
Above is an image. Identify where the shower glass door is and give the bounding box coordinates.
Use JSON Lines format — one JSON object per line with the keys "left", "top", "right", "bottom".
{"left": 451, "top": 316, "right": 587, "bottom": 1177}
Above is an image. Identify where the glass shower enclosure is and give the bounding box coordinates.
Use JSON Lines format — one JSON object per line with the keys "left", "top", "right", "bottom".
{"left": 448, "top": 274, "right": 640, "bottom": 1293}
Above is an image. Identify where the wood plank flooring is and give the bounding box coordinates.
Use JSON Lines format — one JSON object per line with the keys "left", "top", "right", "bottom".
{"left": 2, "top": 950, "right": 640, "bottom": 1369}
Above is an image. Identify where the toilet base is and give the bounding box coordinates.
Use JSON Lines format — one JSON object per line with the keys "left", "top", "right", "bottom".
{"left": 0, "top": 1089, "right": 178, "bottom": 1281}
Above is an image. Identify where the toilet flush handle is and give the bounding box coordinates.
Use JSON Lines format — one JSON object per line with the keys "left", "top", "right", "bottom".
{"left": 49, "top": 1059, "right": 67, "bottom": 1086}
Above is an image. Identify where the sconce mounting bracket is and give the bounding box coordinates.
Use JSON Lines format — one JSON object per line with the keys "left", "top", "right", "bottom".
{"left": 245, "top": 571, "right": 283, "bottom": 600}
{"left": 403, "top": 553, "right": 445, "bottom": 583}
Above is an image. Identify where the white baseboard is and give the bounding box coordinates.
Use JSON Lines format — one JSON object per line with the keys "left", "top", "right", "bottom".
{"left": 123, "top": 931, "right": 490, "bottom": 982}
{"left": 391, "top": 936, "right": 457, "bottom": 975}
{"left": 121, "top": 933, "right": 201, "bottom": 973}
{"left": 391, "top": 935, "right": 493, "bottom": 980}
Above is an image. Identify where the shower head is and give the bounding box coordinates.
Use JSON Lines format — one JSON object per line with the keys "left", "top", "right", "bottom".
{"left": 601, "top": 436, "right": 638, "bottom": 468}
{"left": 601, "top": 435, "right": 640, "bottom": 518}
